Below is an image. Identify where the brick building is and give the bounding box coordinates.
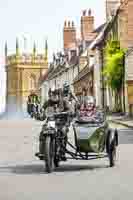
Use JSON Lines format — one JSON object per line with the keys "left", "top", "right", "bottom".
{"left": 41, "top": 9, "right": 99, "bottom": 102}
{"left": 105, "top": 0, "right": 133, "bottom": 113}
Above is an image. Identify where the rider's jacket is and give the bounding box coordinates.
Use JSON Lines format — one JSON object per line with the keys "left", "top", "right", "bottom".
{"left": 28, "top": 94, "right": 40, "bottom": 104}
{"left": 42, "top": 91, "right": 78, "bottom": 118}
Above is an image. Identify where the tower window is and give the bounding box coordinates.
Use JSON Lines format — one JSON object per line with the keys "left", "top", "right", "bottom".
{"left": 29, "top": 74, "right": 36, "bottom": 90}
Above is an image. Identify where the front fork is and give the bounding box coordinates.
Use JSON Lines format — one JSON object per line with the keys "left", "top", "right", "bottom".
{"left": 36, "top": 125, "right": 69, "bottom": 160}
{"left": 36, "top": 130, "right": 55, "bottom": 159}
{"left": 56, "top": 127, "right": 68, "bottom": 158}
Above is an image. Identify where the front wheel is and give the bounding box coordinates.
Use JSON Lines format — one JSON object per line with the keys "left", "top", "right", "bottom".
{"left": 44, "top": 136, "right": 55, "bottom": 173}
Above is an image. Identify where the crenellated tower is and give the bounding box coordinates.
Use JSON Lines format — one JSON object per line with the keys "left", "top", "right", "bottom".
{"left": 5, "top": 39, "right": 48, "bottom": 116}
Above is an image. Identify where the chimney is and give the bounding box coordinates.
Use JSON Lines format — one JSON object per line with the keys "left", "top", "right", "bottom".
{"left": 81, "top": 9, "right": 94, "bottom": 41}
{"left": 127, "top": 0, "right": 133, "bottom": 47}
{"left": 106, "top": 0, "right": 121, "bottom": 20}
{"left": 63, "top": 20, "right": 76, "bottom": 51}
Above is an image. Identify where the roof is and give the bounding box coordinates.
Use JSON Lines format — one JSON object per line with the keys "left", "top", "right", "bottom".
{"left": 93, "top": 23, "right": 106, "bottom": 34}
{"left": 125, "top": 47, "right": 133, "bottom": 57}
{"left": 88, "top": 6, "right": 123, "bottom": 50}
{"left": 45, "top": 52, "right": 79, "bottom": 81}
{"left": 73, "top": 65, "right": 92, "bottom": 84}
{"left": 38, "top": 69, "right": 49, "bottom": 86}
{"left": 47, "top": 62, "right": 66, "bottom": 80}
{"left": 69, "top": 55, "right": 79, "bottom": 66}
{"left": 89, "top": 14, "right": 119, "bottom": 50}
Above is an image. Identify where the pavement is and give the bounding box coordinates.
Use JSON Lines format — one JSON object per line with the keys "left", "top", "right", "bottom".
{"left": 0, "top": 118, "right": 133, "bottom": 199}
{"left": 107, "top": 114, "right": 133, "bottom": 129}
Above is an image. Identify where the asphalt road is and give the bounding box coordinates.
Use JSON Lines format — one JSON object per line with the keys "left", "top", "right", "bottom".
{"left": 0, "top": 119, "right": 133, "bottom": 200}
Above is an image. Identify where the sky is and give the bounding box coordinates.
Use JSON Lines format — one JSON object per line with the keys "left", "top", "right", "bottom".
{"left": 0, "top": 0, "right": 106, "bottom": 113}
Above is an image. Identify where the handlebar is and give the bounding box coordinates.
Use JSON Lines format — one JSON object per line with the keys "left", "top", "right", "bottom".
{"left": 47, "top": 111, "right": 70, "bottom": 118}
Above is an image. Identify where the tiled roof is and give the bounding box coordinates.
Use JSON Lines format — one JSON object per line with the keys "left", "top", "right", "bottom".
{"left": 93, "top": 23, "right": 106, "bottom": 34}
{"left": 48, "top": 62, "right": 66, "bottom": 80}
{"left": 126, "top": 47, "right": 133, "bottom": 56}
{"left": 69, "top": 55, "right": 79, "bottom": 66}
{"left": 46, "top": 54, "right": 79, "bottom": 80}
{"left": 73, "top": 65, "right": 92, "bottom": 83}
{"left": 38, "top": 69, "right": 49, "bottom": 85}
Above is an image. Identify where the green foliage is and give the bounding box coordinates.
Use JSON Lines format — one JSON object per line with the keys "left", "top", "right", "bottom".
{"left": 103, "top": 40, "right": 126, "bottom": 112}
{"left": 103, "top": 40, "right": 125, "bottom": 92}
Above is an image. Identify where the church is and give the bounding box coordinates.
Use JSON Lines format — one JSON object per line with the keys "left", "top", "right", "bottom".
{"left": 5, "top": 39, "right": 48, "bottom": 117}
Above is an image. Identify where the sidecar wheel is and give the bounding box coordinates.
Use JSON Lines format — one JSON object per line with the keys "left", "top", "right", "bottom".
{"left": 44, "top": 136, "right": 55, "bottom": 173}
{"left": 54, "top": 159, "right": 59, "bottom": 167}
{"left": 109, "top": 139, "right": 117, "bottom": 167}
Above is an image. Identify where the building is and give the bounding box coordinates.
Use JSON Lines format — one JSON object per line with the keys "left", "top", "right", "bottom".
{"left": 73, "top": 23, "right": 106, "bottom": 106}
{"left": 5, "top": 39, "right": 48, "bottom": 116}
{"left": 41, "top": 51, "right": 79, "bottom": 103}
{"left": 103, "top": 0, "right": 133, "bottom": 113}
{"left": 41, "top": 1, "right": 133, "bottom": 114}
{"left": 106, "top": 0, "right": 121, "bottom": 19}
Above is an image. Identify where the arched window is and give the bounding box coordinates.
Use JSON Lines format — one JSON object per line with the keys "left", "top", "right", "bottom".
{"left": 29, "top": 74, "right": 36, "bottom": 90}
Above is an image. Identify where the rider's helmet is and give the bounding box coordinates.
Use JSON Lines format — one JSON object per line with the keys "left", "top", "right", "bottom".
{"left": 48, "top": 88, "right": 51, "bottom": 97}
{"left": 51, "top": 86, "right": 55, "bottom": 93}
{"left": 63, "top": 82, "right": 70, "bottom": 97}
{"left": 48, "top": 86, "right": 55, "bottom": 98}
{"left": 49, "top": 86, "right": 59, "bottom": 104}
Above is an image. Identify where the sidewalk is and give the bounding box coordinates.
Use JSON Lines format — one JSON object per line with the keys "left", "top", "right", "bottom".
{"left": 107, "top": 114, "right": 133, "bottom": 129}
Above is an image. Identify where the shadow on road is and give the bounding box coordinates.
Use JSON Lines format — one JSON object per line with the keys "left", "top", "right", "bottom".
{"left": 54, "top": 163, "right": 109, "bottom": 173}
{"left": 0, "top": 162, "right": 109, "bottom": 175}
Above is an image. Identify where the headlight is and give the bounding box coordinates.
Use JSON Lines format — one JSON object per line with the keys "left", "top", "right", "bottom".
{"left": 47, "top": 121, "right": 56, "bottom": 128}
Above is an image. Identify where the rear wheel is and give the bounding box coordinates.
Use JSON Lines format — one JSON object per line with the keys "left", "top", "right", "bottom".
{"left": 44, "top": 136, "right": 55, "bottom": 173}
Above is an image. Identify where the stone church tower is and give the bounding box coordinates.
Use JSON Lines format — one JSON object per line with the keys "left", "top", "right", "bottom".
{"left": 5, "top": 39, "right": 48, "bottom": 116}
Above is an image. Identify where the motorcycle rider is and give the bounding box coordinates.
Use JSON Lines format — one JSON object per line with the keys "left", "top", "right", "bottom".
{"left": 27, "top": 90, "right": 40, "bottom": 117}
{"left": 57, "top": 82, "right": 79, "bottom": 160}
{"left": 37, "top": 84, "right": 78, "bottom": 161}
{"left": 38, "top": 87, "right": 61, "bottom": 158}
{"left": 62, "top": 82, "right": 78, "bottom": 115}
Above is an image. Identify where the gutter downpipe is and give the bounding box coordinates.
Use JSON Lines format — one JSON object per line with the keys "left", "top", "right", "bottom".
{"left": 123, "top": 54, "right": 126, "bottom": 113}
{"left": 100, "top": 43, "right": 105, "bottom": 109}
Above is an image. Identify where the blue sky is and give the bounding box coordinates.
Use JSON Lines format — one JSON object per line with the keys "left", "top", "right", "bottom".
{"left": 0, "top": 0, "right": 106, "bottom": 113}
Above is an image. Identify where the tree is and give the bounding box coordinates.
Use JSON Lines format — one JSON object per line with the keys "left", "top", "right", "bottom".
{"left": 103, "top": 40, "right": 125, "bottom": 112}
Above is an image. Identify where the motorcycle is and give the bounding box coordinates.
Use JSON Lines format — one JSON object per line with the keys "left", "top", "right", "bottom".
{"left": 36, "top": 111, "right": 71, "bottom": 172}
{"left": 35, "top": 108, "right": 118, "bottom": 173}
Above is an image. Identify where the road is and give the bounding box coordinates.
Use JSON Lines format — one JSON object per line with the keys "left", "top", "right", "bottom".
{"left": 0, "top": 119, "right": 133, "bottom": 200}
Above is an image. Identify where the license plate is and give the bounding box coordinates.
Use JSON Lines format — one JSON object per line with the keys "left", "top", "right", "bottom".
{"left": 48, "top": 121, "right": 55, "bottom": 128}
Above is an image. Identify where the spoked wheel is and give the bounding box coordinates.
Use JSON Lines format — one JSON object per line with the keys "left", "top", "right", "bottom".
{"left": 54, "top": 158, "right": 60, "bottom": 167}
{"left": 109, "top": 139, "right": 117, "bottom": 167}
{"left": 30, "top": 112, "right": 34, "bottom": 118}
{"left": 44, "top": 136, "right": 55, "bottom": 173}
{"left": 54, "top": 143, "right": 60, "bottom": 168}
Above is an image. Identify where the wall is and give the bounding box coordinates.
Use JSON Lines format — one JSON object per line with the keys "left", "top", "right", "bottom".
{"left": 6, "top": 60, "right": 48, "bottom": 115}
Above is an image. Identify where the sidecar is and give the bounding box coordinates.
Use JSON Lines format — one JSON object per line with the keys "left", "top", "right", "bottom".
{"left": 71, "top": 110, "right": 118, "bottom": 167}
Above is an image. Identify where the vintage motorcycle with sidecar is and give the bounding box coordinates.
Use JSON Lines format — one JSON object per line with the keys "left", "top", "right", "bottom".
{"left": 35, "top": 110, "right": 118, "bottom": 173}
